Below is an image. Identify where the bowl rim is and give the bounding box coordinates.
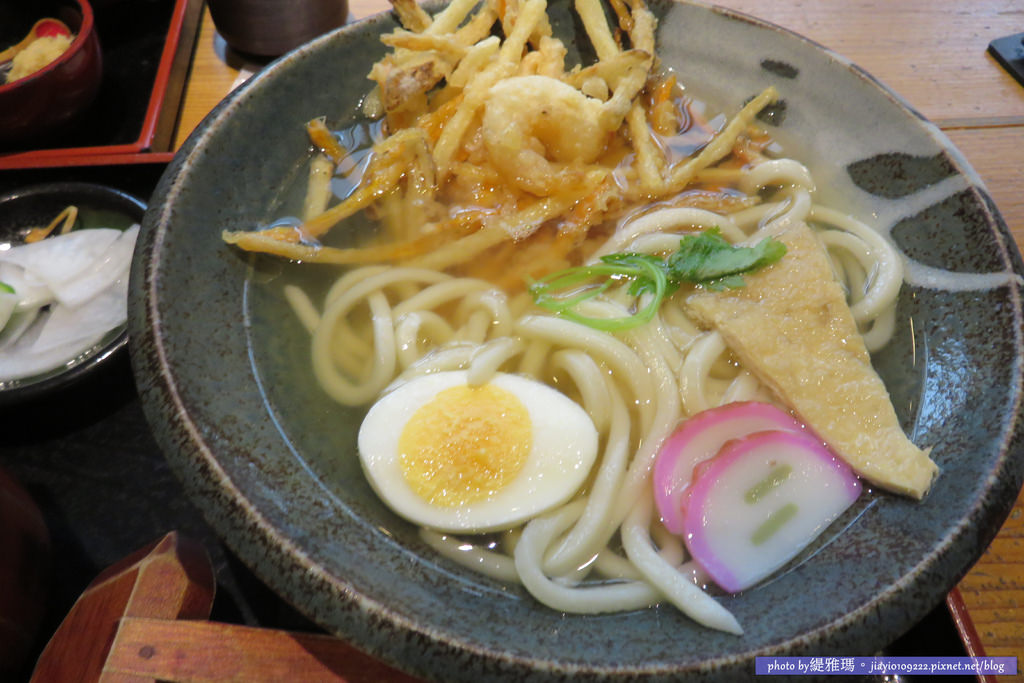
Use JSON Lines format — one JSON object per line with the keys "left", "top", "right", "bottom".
{"left": 0, "top": 180, "right": 144, "bottom": 407}
{"left": 0, "top": 0, "right": 97, "bottom": 94}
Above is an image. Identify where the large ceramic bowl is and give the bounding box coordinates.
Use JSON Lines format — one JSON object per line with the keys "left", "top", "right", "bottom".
{"left": 129, "top": 0, "right": 1024, "bottom": 680}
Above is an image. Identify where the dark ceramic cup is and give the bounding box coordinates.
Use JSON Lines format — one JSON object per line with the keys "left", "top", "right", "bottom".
{"left": 208, "top": 0, "right": 349, "bottom": 57}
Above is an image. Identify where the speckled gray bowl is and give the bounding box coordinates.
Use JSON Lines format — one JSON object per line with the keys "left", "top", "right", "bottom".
{"left": 129, "top": 0, "right": 1024, "bottom": 680}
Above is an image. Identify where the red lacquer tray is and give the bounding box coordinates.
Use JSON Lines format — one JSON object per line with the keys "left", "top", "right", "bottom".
{"left": 0, "top": 0, "right": 202, "bottom": 170}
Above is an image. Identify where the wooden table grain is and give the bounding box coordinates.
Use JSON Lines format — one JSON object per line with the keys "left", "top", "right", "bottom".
{"left": 172, "top": 0, "right": 1024, "bottom": 672}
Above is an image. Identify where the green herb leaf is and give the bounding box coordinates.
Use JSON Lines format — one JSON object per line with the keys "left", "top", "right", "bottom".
{"left": 527, "top": 227, "right": 786, "bottom": 331}
{"left": 667, "top": 227, "right": 786, "bottom": 288}
{"left": 0, "top": 281, "right": 14, "bottom": 295}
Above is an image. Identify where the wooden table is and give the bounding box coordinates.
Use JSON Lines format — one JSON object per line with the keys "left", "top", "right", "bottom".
{"left": 171, "top": 0, "right": 1024, "bottom": 670}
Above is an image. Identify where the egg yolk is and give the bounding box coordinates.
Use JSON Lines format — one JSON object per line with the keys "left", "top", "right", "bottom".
{"left": 398, "top": 383, "right": 532, "bottom": 507}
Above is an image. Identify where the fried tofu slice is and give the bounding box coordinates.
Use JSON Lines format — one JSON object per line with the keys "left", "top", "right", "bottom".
{"left": 683, "top": 222, "right": 937, "bottom": 499}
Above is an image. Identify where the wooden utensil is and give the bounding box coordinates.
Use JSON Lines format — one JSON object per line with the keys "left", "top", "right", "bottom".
{"left": 103, "top": 617, "right": 419, "bottom": 682}
{"left": 30, "top": 531, "right": 419, "bottom": 683}
{"left": 30, "top": 531, "right": 214, "bottom": 683}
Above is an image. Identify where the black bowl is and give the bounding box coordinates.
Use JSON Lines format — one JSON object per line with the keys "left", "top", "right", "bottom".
{"left": 0, "top": 181, "right": 143, "bottom": 406}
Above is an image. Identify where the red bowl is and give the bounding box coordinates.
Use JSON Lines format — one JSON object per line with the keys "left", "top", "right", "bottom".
{"left": 0, "top": 0, "right": 103, "bottom": 149}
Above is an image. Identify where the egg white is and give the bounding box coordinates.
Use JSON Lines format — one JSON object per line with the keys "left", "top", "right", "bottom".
{"left": 358, "top": 370, "right": 599, "bottom": 533}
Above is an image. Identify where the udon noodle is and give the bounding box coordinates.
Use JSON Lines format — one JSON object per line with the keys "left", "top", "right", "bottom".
{"left": 277, "top": 167, "right": 899, "bottom": 635}
{"left": 226, "top": 0, "right": 905, "bottom": 634}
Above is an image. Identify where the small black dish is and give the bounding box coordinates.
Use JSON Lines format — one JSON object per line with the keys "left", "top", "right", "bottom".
{"left": 0, "top": 181, "right": 144, "bottom": 406}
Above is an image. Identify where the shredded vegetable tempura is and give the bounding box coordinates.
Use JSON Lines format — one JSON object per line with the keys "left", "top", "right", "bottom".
{"left": 222, "top": 0, "right": 779, "bottom": 291}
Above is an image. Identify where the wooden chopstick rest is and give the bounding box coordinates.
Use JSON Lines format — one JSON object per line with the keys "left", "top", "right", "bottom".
{"left": 104, "top": 617, "right": 419, "bottom": 682}
{"left": 30, "top": 531, "right": 419, "bottom": 682}
{"left": 30, "top": 531, "right": 215, "bottom": 683}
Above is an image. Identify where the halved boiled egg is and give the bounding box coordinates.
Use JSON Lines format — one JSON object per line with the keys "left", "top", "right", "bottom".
{"left": 358, "top": 370, "right": 599, "bottom": 533}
